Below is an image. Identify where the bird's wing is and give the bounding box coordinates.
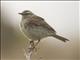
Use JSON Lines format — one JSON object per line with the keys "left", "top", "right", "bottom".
{"left": 29, "top": 16, "right": 56, "bottom": 33}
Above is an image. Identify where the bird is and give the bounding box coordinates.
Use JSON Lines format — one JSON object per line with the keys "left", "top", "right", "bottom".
{"left": 19, "top": 10, "right": 69, "bottom": 48}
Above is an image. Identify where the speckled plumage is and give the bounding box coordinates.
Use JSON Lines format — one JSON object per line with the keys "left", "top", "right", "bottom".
{"left": 19, "top": 10, "right": 69, "bottom": 42}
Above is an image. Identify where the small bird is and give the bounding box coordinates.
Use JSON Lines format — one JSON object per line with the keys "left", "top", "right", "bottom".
{"left": 19, "top": 10, "right": 69, "bottom": 48}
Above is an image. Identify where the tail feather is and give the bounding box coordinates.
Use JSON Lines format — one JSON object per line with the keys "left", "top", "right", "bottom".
{"left": 53, "top": 35, "right": 69, "bottom": 42}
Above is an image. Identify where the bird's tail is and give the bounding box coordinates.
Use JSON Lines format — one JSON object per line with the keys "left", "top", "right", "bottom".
{"left": 53, "top": 34, "right": 69, "bottom": 42}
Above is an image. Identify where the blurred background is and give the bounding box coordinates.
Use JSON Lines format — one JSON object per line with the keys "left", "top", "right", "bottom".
{"left": 1, "top": 1, "right": 79, "bottom": 60}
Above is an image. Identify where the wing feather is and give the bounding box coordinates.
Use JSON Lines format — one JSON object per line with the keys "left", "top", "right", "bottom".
{"left": 28, "top": 16, "right": 56, "bottom": 33}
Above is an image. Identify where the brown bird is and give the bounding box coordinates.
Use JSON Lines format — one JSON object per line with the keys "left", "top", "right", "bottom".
{"left": 19, "top": 10, "right": 69, "bottom": 48}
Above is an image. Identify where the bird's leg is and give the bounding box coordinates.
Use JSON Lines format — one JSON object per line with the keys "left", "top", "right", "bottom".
{"left": 28, "top": 41, "right": 35, "bottom": 53}
{"left": 28, "top": 40, "right": 40, "bottom": 53}
{"left": 34, "top": 40, "right": 40, "bottom": 47}
{"left": 33, "top": 40, "right": 40, "bottom": 52}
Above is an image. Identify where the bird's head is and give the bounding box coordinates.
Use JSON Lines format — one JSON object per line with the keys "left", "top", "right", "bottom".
{"left": 19, "top": 10, "right": 33, "bottom": 16}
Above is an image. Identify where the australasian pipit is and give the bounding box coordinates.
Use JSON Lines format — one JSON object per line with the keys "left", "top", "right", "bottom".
{"left": 19, "top": 10, "right": 69, "bottom": 50}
